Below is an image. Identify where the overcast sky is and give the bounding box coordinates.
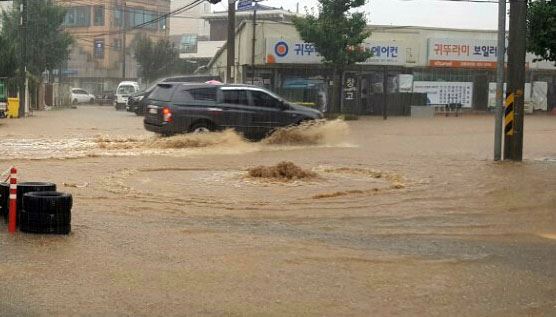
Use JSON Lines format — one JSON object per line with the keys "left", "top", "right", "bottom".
{"left": 213, "top": 0, "right": 503, "bottom": 30}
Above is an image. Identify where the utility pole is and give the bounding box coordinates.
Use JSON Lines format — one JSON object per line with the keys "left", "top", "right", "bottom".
{"left": 227, "top": 0, "right": 236, "bottom": 83}
{"left": 122, "top": 1, "right": 127, "bottom": 79}
{"left": 382, "top": 66, "right": 388, "bottom": 120}
{"left": 251, "top": 1, "right": 258, "bottom": 84}
{"left": 504, "top": 0, "right": 527, "bottom": 161}
{"left": 493, "top": 0, "right": 506, "bottom": 161}
{"left": 19, "top": 0, "right": 28, "bottom": 117}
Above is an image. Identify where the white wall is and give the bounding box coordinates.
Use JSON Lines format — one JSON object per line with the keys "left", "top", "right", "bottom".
{"left": 169, "top": 0, "right": 211, "bottom": 37}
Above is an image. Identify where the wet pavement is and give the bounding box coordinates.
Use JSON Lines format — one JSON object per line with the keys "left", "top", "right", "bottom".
{"left": 0, "top": 106, "right": 555, "bottom": 316}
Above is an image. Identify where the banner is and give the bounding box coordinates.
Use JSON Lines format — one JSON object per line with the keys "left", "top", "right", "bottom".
{"left": 428, "top": 38, "right": 499, "bottom": 68}
{"left": 265, "top": 38, "right": 411, "bottom": 65}
{"left": 413, "top": 81, "right": 473, "bottom": 108}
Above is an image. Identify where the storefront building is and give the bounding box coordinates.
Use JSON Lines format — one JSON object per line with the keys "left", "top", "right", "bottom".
{"left": 205, "top": 21, "right": 556, "bottom": 114}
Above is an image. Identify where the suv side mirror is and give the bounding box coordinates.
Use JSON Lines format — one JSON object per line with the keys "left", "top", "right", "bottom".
{"left": 279, "top": 101, "right": 289, "bottom": 111}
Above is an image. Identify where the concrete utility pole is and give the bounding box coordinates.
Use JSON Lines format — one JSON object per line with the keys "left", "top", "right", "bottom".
{"left": 227, "top": 0, "right": 236, "bottom": 83}
{"left": 19, "top": 0, "right": 28, "bottom": 117}
{"left": 122, "top": 1, "right": 127, "bottom": 79}
{"left": 504, "top": 0, "right": 527, "bottom": 161}
{"left": 493, "top": 0, "right": 506, "bottom": 161}
{"left": 382, "top": 66, "right": 388, "bottom": 120}
{"left": 251, "top": 1, "right": 258, "bottom": 84}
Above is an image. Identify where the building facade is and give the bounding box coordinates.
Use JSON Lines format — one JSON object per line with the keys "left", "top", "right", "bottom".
{"left": 206, "top": 21, "right": 556, "bottom": 114}
{"left": 169, "top": 0, "right": 211, "bottom": 45}
{"left": 203, "top": 4, "right": 298, "bottom": 42}
{"left": 56, "top": 0, "right": 171, "bottom": 95}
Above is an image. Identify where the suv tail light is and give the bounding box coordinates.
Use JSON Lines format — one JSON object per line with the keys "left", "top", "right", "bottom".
{"left": 162, "top": 107, "right": 173, "bottom": 123}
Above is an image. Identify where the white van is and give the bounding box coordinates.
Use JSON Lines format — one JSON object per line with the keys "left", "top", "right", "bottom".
{"left": 114, "top": 81, "right": 139, "bottom": 110}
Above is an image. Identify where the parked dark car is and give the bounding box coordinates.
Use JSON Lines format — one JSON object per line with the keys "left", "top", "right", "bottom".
{"left": 95, "top": 91, "right": 115, "bottom": 106}
{"left": 143, "top": 83, "right": 323, "bottom": 140}
{"left": 127, "top": 84, "right": 156, "bottom": 115}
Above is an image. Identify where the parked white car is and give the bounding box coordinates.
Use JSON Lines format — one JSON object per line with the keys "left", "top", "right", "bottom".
{"left": 70, "top": 88, "right": 95, "bottom": 104}
{"left": 114, "top": 81, "right": 139, "bottom": 111}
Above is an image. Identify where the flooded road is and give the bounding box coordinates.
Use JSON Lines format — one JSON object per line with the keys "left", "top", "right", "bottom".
{"left": 0, "top": 106, "right": 555, "bottom": 316}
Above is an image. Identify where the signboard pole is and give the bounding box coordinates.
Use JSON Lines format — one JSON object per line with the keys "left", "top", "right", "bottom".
{"left": 494, "top": 0, "right": 506, "bottom": 161}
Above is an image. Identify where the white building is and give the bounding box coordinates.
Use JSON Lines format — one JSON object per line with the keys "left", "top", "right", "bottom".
{"left": 170, "top": 0, "right": 211, "bottom": 38}
{"left": 169, "top": 0, "right": 212, "bottom": 56}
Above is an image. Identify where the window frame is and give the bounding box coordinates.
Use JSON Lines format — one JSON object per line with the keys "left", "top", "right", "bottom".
{"left": 93, "top": 39, "right": 105, "bottom": 59}
{"left": 221, "top": 89, "right": 251, "bottom": 107}
{"left": 93, "top": 5, "right": 105, "bottom": 26}
{"left": 64, "top": 6, "right": 91, "bottom": 27}
{"left": 249, "top": 90, "right": 281, "bottom": 109}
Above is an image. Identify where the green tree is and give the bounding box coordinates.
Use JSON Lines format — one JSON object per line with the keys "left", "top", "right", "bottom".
{"left": 134, "top": 34, "right": 179, "bottom": 83}
{"left": 0, "top": 33, "right": 16, "bottom": 77}
{"left": 527, "top": 0, "right": 556, "bottom": 63}
{"left": 1, "top": 0, "right": 72, "bottom": 77}
{"left": 293, "top": 0, "right": 371, "bottom": 113}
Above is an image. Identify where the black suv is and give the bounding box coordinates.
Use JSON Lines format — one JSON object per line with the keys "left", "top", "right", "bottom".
{"left": 143, "top": 83, "right": 323, "bottom": 140}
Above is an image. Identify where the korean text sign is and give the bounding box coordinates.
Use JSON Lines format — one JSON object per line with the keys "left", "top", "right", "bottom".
{"left": 266, "top": 38, "right": 406, "bottom": 65}
{"left": 428, "top": 38, "right": 499, "bottom": 68}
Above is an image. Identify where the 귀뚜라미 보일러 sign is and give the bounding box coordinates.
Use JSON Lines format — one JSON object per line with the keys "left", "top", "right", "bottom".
{"left": 428, "top": 38, "right": 499, "bottom": 69}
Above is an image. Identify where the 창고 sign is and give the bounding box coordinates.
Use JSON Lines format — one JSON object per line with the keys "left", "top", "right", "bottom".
{"left": 428, "top": 38, "right": 499, "bottom": 69}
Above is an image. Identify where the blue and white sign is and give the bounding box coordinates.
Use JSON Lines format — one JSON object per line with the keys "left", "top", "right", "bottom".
{"left": 266, "top": 38, "right": 322, "bottom": 64}
{"left": 237, "top": 0, "right": 253, "bottom": 10}
{"left": 266, "top": 38, "right": 410, "bottom": 65}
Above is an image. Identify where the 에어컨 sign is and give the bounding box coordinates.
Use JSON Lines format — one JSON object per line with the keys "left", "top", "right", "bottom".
{"left": 362, "top": 42, "right": 406, "bottom": 66}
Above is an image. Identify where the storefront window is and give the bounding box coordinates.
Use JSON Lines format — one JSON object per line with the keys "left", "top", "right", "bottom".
{"left": 277, "top": 76, "right": 327, "bottom": 111}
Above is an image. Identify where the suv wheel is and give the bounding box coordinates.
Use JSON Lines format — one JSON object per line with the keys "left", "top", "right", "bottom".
{"left": 72, "top": 99, "right": 78, "bottom": 105}
{"left": 190, "top": 122, "right": 214, "bottom": 134}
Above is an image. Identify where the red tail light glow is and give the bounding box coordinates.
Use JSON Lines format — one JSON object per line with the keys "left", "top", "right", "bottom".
{"left": 162, "top": 107, "right": 173, "bottom": 123}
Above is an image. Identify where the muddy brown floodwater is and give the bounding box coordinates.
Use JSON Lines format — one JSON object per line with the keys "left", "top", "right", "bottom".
{"left": 0, "top": 106, "right": 555, "bottom": 316}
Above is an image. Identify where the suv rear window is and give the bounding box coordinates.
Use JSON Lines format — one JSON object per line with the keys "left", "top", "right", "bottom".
{"left": 173, "top": 87, "right": 217, "bottom": 103}
{"left": 190, "top": 88, "right": 217, "bottom": 101}
{"left": 149, "top": 84, "right": 176, "bottom": 102}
